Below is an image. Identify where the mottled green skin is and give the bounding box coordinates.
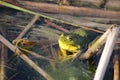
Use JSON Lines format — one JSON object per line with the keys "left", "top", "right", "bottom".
{"left": 58, "top": 28, "right": 95, "bottom": 61}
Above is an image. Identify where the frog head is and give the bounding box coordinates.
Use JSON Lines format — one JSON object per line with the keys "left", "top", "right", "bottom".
{"left": 58, "top": 33, "right": 81, "bottom": 61}
{"left": 58, "top": 29, "right": 89, "bottom": 61}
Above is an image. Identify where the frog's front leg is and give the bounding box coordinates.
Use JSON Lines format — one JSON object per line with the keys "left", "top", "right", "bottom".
{"left": 58, "top": 49, "right": 79, "bottom": 61}
{"left": 58, "top": 49, "right": 67, "bottom": 61}
{"left": 12, "top": 38, "right": 28, "bottom": 55}
{"left": 12, "top": 38, "right": 28, "bottom": 47}
{"left": 12, "top": 38, "right": 36, "bottom": 55}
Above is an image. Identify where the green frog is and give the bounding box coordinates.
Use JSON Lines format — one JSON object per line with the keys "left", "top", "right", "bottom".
{"left": 58, "top": 28, "right": 98, "bottom": 61}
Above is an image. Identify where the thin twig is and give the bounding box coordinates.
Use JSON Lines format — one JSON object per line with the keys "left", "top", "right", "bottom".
{"left": 16, "top": 15, "right": 39, "bottom": 39}
{"left": 19, "top": 47, "right": 55, "bottom": 61}
{"left": 8, "top": 73, "right": 18, "bottom": 80}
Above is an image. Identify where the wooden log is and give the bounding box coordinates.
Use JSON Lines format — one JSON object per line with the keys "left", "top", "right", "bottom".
{"left": 105, "top": 0, "right": 120, "bottom": 11}
{"left": 3, "top": 0, "right": 120, "bottom": 19}
{"left": 17, "top": 1, "right": 120, "bottom": 19}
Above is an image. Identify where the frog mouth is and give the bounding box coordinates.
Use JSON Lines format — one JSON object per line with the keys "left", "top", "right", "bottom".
{"left": 65, "top": 50, "right": 79, "bottom": 58}
{"left": 66, "top": 50, "right": 74, "bottom": 55}
{"left": 59, "top": 49, "right": 80, "bottom": 61}
{"left": 65, "top": 50, "right": 79, "bottom": 60}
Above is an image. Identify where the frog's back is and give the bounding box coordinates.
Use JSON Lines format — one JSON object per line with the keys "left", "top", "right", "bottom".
{"left": 73, "top": 28, "right": 98, "bottom": 39}
{"left": 72, "top": 28, "right": 88, "bottom": 37}
{"left": 71, "top": 28, "right": 99, "bottom": 48}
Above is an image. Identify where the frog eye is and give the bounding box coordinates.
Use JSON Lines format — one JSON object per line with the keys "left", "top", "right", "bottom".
{"left": 69, "top": 37, "right": 72, "bottom": 40}
{"left": 66, "top": 36, "right": 72, "bottom": 40}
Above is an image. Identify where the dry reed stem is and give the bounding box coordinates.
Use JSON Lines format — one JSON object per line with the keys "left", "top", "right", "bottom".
{"left": 0, "top": 43, "right": 7, "bottom": 80}
{"left": 94, "top": 25, "right": 120, "bottom": 80}
{"left": 113, "top": 54, "right": 119, "bottom": 80}
{"left": 0, "top": 27, "right": 7, "bottom": 80}
{"left": 79, "top": 25, "right": 115, "bottom": 59}
{"left": 0, "top": 34, "right": 54, "bottom": 80}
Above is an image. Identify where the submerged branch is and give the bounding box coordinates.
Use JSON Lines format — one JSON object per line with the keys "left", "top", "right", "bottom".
{"left": 15, "top": 0, "right": 120, "bottom": 19}
{"left": 19, "top": 47, "right": 55, "bottom": 61}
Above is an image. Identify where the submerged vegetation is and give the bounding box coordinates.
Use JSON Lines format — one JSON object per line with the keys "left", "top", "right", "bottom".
{"left": 0, "top": 0, "right": 120, "bottom": 80}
